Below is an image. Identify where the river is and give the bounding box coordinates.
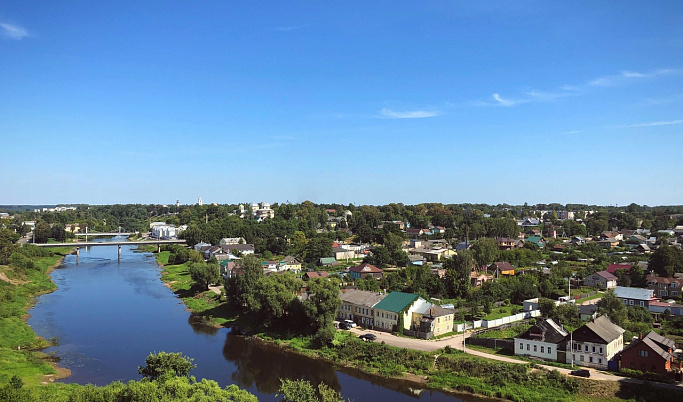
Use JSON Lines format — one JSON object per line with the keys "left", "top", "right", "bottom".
{"left": 27, "top": 239, "right": 467, "bottom": 401}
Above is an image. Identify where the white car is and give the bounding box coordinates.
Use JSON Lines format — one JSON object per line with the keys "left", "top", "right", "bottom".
{"left": 343, "top": 319, "right": 357, "bottom": 328}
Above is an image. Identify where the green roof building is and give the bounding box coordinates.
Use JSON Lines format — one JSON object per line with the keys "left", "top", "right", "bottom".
{"left": 373, "top": 292, "right": 427, "bottom": 333}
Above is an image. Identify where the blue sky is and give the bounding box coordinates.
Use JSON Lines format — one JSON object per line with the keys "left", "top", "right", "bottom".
{"left": 1, "top": 1, "right": 682, "bottom": 206}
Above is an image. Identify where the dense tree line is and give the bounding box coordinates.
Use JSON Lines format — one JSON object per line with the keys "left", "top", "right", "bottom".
{"left": 224, "top": 255, "right": 341, "bottom": 346}
{"left": 0, "top": 352, "right": 256, "bottom": 402}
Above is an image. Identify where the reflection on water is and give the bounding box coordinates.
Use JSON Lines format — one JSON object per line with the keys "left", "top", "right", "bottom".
{"left": 222, "top": 335, "right": 341, "bottom": 395}
{"left": 188, "top": 315, "right": 220, "bottom": 336}
{"left": 27, "top": 238, "right": 467, "bottom": 401}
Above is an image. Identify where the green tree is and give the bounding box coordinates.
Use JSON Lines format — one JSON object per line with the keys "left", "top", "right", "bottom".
{"left": 180, "top": 225, "right": 203, "bottom": 247}
{"left": 627, "top": 306, "right": 653, "bottom": 324}
{"left": 443, "top": 251, "right": 473, "bottom": 299}
{"left": 0, "top": 228, "right": 20, "bottom": 265}
{"left": 471, "top": 237, "right": 498, "bottom": 268}
{"left": 33, "top": 221, "right": 51, "bottom": 244}
{"left": 303, "top": 236, "right": 333, "bottom": 265}
{"left": 304, "top": 277, "right": 341, "bottom": 346}
{"left": 138, "top": 351, "right": 197, "bottom": 380}
{"left": 629, "top": 265, "right": 648, "bottom": 288}
{"left": 51, "top": 224, "right": 67, "bottom": 242}
{"left": 225, "top": 254, "right": 264, "bottom": 311}
{"left": 254, "top": 273, "right": 298, "bottom": 328}
{"left": 189, "top": 261, "right": 220, "bottom": 290}
{"left": 539, "top": 297, "right": 557, "bottom": 319}
{"left": 650, "top": 244, "right": 683, "bottom": 277}
{"left": 596, "top": 289, "right": 627, "bottom": 327}
{"left": 277, "top": 379, "right": 344, "bottom": 402}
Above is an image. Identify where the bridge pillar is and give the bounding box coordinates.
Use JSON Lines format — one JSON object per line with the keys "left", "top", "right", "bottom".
{"left": 76, "top": 247, "right": 79, "bottom": 264}
{"left": 118, "top": 244, "right": 121, "bottom": 261}
{"left": 158, "top": 244, "right": 161, "bottom": 253}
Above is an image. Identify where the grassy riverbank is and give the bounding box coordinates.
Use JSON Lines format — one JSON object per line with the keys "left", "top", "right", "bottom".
{"left": 149, "top": 249, "right": 236, "bottom": 327}
{"left": 148, "top": 249, "right": 683, "bottom": 402}
{"left": 0, "top": 246, "right": 74, "bottom": 390}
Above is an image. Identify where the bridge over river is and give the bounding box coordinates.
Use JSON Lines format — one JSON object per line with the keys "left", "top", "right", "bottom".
{"left": 34, "top": 240, "right": 186, "bottom": 262}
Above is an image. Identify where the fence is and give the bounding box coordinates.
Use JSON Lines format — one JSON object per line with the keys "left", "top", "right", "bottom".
{"left": 403, "top": 329, "right": 433, "bottom": 339}
{"left": 575, "top": 291, "right": 597, "bottom": 300}
{"left": 480, "top": 310, "right": 540, "bottom": 329}
{"left": 466, "top": 338, "right": 514, "bottom": 353}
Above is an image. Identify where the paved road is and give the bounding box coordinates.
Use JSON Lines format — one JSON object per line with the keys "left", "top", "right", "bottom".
{"left": 344, "top": 325, "right": 683, "bottom": 388}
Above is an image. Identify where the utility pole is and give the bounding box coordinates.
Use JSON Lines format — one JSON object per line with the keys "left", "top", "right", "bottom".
{"left": 463, "top": 322, "right": 467, "bottom": 353}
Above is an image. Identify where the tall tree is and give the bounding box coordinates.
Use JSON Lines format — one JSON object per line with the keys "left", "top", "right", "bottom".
{"left": 225, "top": 254, "right": 264, "bottom": 311}
{"left": 33, "top": 221, "right": 51, "bottom": 244}
{"left": 596, "top": 289, "right": 627, "bottom": 327}
{"left": 471, "top": 237, "right": 499, "bottom": 268}
{"left": 650, "top": 244, "right": 683, "bottom": 277}
{"left": 443, "top": 251, "right": 473, "bottom": 299}
{"left": 189, "top": 261, "right": 220, "bottom": 290}
{"left": 304, "top": 277, "right": 341, "bottom": 346}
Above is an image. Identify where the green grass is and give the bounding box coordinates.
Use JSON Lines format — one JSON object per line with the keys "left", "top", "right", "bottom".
{"left": 472, "top": 323, "right": 531, "bottom": 339}
{"left": 482, "top": 305, "right": 523, "bottom": 321}
{"left": 576, "top": 292, "right": 603, "bottom": 303}
{"left": 0, "top": 250, "right": 72, "bottom": 388}
{"left": 0, "top": 349, "right": 57, "bottom": 387}
{"left": 154, "top": 253, "right": 236, "bottom": 326}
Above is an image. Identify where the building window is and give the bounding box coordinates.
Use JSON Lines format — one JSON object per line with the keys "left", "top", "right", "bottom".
{"left": 638, "top": 350, "right": 649, "bottom": 358}
{"left": 592, "top": 346, "right": 595, "bottom": 353}
{"left": 630, "top": 362, "right": 635, "bottom": 369}
{"left": 580, "top": 355, "right": 584, "bottom": 362}
{"left": 589, "top": 357, "right": 593, "bottom": 363}
{"left": 599, "top": 347, "right": 603, "bottom": 354}
{"left": 534, "top": 345, "right": 537, "bottom": 352}
{"left": 585, "top": 345, "right": 589, "bottom": 352}
{"left": 527, "top": 344, "right": 530, "bottom": 351}
{"left": 652, "top": 365, "right": 657, "bottom": 372}
{"left": 548, "top": 347, "right": 552, "bottom": 354}
{"left": 629, "top": 300, "right": 634, "bottom": 306}
{"left": 541, "top": 346, "right": 544, "bottom": 353}
{"left": 599, "top": 358, "right": 602, "bottom": 364}
{"left": 639, "top": 301, "right": 644, "bottom": 307}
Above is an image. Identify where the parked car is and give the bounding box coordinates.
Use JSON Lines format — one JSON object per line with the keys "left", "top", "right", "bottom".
{"left": 343, "top": 319, "right": 357, "bottom": 328}
{"left": 358, "top": 333, "right": 377, "bottom": 342}
{"left": 338, "top": 322, "right": 351, "bottom": 330}
{"left": 570, "top": 369, "right": 590, "bottom": 378}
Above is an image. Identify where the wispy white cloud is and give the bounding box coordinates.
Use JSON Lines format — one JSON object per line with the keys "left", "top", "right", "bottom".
{"left": 474, "top": 67, "right": 681, "bottom": 108}
{"left": 0, "top": 22, "right": 28, "bottom": 40}
{"left": 626, "top": 119, "right": 683, "bottom": 128}
{"left": 588, "top": 68, "right": 681, "bottom": 87}
{"left": 276, "top": 24, "right": 310, "bottom": 32}
{"left": 473, "top": 93, "right": 530, "bottom": 107}
{"left": 379, "top": 108, "right": 438, "bottom": 119}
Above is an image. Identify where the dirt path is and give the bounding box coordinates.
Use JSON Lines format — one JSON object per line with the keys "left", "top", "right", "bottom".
{"left": 208, "top": 285, "right": 222, "bottom": 295}
{"left": 0, "top": 271, "right": 27, "bottom": 285}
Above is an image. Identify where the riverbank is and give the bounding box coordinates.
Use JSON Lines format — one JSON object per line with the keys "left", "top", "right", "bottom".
{"left": 147, "top": 248, "right": 236, "bottom": 327}
{"left": 148, "top": 249, "right": 659, "bottom": 402}
{"left": 0, "top": 246, "right": 74, "bottom": 389}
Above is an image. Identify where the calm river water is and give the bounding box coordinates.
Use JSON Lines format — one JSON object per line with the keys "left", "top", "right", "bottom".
{"left": 28, "top": 239, "right": 467, "bottom": 401}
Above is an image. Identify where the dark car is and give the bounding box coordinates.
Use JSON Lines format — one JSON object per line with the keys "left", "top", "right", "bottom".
{"left": 338, "top": 322, "right": 351, "bottom": 330}
{"left": 570, "top": 369, "right": 590, "bottom": 378}
{"left": 358, "top": 333, "right": 377, "bottom": 341}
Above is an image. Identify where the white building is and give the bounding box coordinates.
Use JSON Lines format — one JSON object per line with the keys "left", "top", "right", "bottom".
{"left": 566, "top": 315, "right": 625, "bottom": 370}
{"left": 514, "top": 318, "right": 568, "bottom": 362}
